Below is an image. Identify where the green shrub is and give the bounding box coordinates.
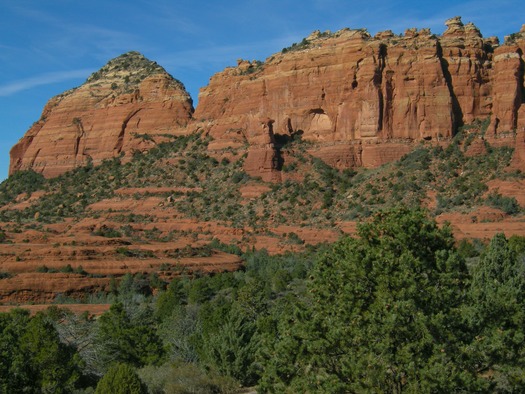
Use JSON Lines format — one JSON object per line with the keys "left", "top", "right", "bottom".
{"left": 138, "top": 362, "right": 237, "bottom": 394}
{"left": 95, "top": 363, "right": 147, "bottom": 394}
{"left": 0, "top": 271, "right": 13, "bottom": 279}
{"left": 486, "top": 191, "right": 520, "bottom": 215}
{"left": 59, "top": 264, "right": 74, "bottom": 273}
{"left": 287, "top": 232, "right": 305, "bottom": 245}
{"left": 231, "top": 171, "right": 246, "bottom": 184}
{"left": 93, "top": 226, "right": 122, "bottom": 238}
{"left": 508, "top": 235, "right": 525, "bottom": 255}
{"left": 115, "top": 247, "right": 155, "bottom": 259}
{"left": 282, "top": 38, "right": 310, "bottom": 53}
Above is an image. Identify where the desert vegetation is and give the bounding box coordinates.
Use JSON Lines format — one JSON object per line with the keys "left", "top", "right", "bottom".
{"left": 0, "top": 129, "right": 520, "bottom": 230}
{"left": 1, "top": 124, "right": 524, "bottom": 391}
{"left": 1, "top": 209, "right": 525, "bottom": 392}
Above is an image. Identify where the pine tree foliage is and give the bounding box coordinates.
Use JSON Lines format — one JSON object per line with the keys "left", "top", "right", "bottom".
{"left": 0, "top": 309, "right": 81, "bottom": 393}
{"left": 95, "top": 302, "right": 165, "bottom": 369}
{"left": 94, "top": 363, "right": 147, "bottom": 394}
{"left": 467, "top": 233, "right": 525, "bottom": 392}
{"left": 259, "top": 207, "right": 477, "bottom": 392}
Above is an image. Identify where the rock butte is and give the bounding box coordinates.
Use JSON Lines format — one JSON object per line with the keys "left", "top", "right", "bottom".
{"left": 9, "top": 17, "right": 525, "bottom": 181}
{"left": 10, "top": 52, "right": 194, "bottom": 178}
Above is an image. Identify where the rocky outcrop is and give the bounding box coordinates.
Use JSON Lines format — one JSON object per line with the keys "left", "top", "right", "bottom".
{"left": 242, "top": 118, "right": 283, "bottom": 182}
{"left": 194, "top": 18, "right": 525, "bottom": 176}
{"left": 489, "top": 24, "right": 525, "bottom": 135}
{"left": 439, "top": 17, "right": 493, "bottom": 126}
{"left": 9, "top": 52, "right": 194, "bottom": 178}
{"left": 10, "top": 19, "right": 525, "bottom": 179}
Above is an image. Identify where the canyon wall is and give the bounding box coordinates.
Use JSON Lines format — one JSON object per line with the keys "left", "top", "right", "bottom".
{"left": 10, "top": 19, "right": 525, "bottom": 180}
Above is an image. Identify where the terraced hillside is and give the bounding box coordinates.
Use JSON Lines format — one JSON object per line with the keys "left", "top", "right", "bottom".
{"left": 1, "top": 127, "right": 524, "bottom": 308}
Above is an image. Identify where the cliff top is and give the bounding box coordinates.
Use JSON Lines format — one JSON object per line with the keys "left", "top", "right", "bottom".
{"left": 266, "top": 16, "right": 525, "bottom": 61}
{"left": 86, "top": 51, "right": 171, "bottom": 84}
{"left": 44, "top": 51, "right": 190, "bottom": 112}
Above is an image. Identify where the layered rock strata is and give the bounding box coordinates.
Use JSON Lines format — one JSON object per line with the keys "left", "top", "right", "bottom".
{"left": 10, "top": 52, "right": 194, "bottom": 178}
{"left": 194, "top": 18, "right": 525, "bottom": 179}
{"left": 10, "top": 19, "right": 525, "bottom": 180}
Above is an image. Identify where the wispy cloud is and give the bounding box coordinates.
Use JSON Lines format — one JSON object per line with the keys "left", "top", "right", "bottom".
{"left": 4, "top": 3, "right": 143, "bottom": 65}
{"left": 27, "top": 20, "right": 144, "bottom": 66}
{"left": 158, "top": 34, "right": 307, "bottom": 69}
{"left": 0, "top": 69, "right": 92, "bottom": 97}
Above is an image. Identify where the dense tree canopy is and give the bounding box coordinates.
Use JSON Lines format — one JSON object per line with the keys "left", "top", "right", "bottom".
{"left": 467, "top": 233, "right": 525, "bottom": 392}
{"left": 258, "top": 207, "right": 480, "bottom": 392}
{"left": 95, "top": 302, "right": 165, "bottom": 368}
{"left": 0, "top": 309, "right": 80, "bottom": 393}
{"left": 1, "top": 208, "right": 524, "bottom": 392}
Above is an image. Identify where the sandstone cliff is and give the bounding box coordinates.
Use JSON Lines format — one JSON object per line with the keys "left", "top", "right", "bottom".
{"left": 194, "top": 17, "right": 525, "bottom": 180}
{"left": 10, "top": 52, "right": 194, "bottom": 178}
{"left": 9, "top": 19, "right": 525, "bottom": 180}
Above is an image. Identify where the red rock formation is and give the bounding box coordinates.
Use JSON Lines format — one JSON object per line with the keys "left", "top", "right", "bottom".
{"left": 10, "top": 52, "right": 194, "bottom": 178}
{"left": 9, "top": 20, "right": 525, "bottom": 180}
{"left": 439, "top": 17, "right": 493, "bottom": 126}
{"left": 243, "top": 118, "right": 283, "bottom": 182}
{"left": 490, "top": 52, "right": 522, "bottom": 134}
{"left": 193, "top": 18, "right": 524, "bottom": 177}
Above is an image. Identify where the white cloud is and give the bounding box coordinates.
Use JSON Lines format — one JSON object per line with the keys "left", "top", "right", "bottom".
{"left": 0, "top": 69, "right": 92, "bottom": 97}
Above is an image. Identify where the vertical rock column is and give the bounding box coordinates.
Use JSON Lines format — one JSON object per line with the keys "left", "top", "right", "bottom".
{"left": 490, "top": 26, "right": 525, "bottom": 134}
{"left": 243, "top": 118, "right": 282, "bottom": 182}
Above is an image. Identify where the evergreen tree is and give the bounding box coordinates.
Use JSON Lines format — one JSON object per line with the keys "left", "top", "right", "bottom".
{"left": 20, "top": 313, "right": 81, "bottom": 393}
{"left": 0, "top": 309, "right": 32, "bottom": 393}
{"left": 202, "top": 310, "right": 259, "bottom": 386}
{"left": 467, "top": 233, "right": 525, "bottom": 391}
{"left": 94, "top": 363, "right": 147, "bottom": 394}
{"left": 259, "top": 208, "right": 479, "bottom": 392}
{"left": 95, "top": 302, "right": 165, "bottom": 369}
{"left": 0, "top": 309, "right": 81, "bottom": 393}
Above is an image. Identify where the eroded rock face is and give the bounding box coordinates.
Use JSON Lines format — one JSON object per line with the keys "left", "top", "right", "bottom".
{"left": 193, "top": 17, "right": 525, "bottom": 176}
{"left": 10, "top": 19, "right": 525, "bottom": 180}
{"left": 489, "top": 25, "right": 525, "bottom": 135}
{"left": 440, "top": 17, "right": 493, "bottom": 126}
{"left": 10, "top": 52, "right": 194, "bottom": 178}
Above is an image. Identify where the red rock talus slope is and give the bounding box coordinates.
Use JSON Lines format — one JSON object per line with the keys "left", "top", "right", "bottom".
{"left": 194, "top": 18, "right": 525, "bottom": 180}
{"left": 9, "top": 52, "right": 194, "bottom": 178}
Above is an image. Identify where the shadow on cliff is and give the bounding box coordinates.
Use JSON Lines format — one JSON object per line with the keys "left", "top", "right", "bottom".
{"left": 437, "top": 43, "right": 464, "bottom": 135}
{"left": 517, "top": 48, "right": 525, "bottom": 104}
{"left": 273, "top": 130, "right": 305, "bottom": 170}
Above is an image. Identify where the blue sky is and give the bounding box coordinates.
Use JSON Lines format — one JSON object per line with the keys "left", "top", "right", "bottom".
{"left": 1, "top": 0, "right": 523, "bottom": 181}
